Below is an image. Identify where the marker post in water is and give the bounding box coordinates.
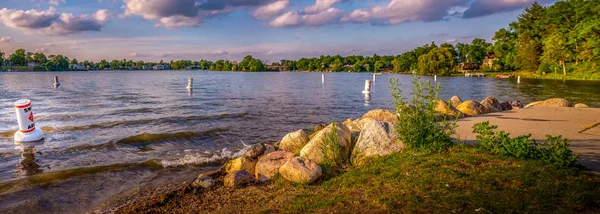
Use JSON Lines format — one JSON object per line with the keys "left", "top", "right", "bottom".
{"left": 321, "top": 73, "right": 325, "bottom": 84}
{"left": 53, "top": 76, "right": 60, "bottom": 88}
{"left": 362, "top": 80, "right": 372, "bottom": 95}
{"left": 186, "top": 78, "right": 193, "bottom": 90}
{"left": 13, "top": 99, "right": 44, "bottom": 142}
{"left": 517, "top": 76, "right": 521, "bottom": 84}
{"left": 434, "top": 75, "right": 437, "bottom": 82}
{"left": 373, "top": 73, "right": 376, "bottom": 82}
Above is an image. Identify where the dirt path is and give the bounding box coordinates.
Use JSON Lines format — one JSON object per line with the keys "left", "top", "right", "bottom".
{"left": 455, "top": 107, "right": 600, "bottom": 172}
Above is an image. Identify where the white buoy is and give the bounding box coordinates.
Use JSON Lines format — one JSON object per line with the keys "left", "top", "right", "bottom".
{"left": 321, "top": 73, "right": 325, "bottom": 84}
{"left": 434, "top": 75, "right": 437, "bottom": 82}
{"left": 186, "top": 78, "right": 193, "bottom": 89}
{"left": 53, "top": 76, "right": 60, "bottom": 88}
{"left": 13, "top": 99, "right": 44, "bottom": 143}
{"left": 517, "top": 76, "right": 521, "bottom": 84}
{"left": 362, "top": 80, "right": 372, "bottom": 94}
{"left": 373, "top": 73, "right": 376, "bottom": 82}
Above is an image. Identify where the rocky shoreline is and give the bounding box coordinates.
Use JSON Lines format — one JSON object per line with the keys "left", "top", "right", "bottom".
{"left": 114, "top": 96, "right": 593, "bottom": 212}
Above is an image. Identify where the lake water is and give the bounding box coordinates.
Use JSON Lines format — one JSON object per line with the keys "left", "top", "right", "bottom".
{"left": 0, "top": 71, "right": 599, "bottom": 212}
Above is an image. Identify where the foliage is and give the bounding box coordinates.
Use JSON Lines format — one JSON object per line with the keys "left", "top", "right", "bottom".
{"left": 389, "top": 75, "right": 455, "bottom": 152}
{"left": 320, "top": 122, "right": 345, "bottom": 178}
{"left": 417, "top": 47, "right": 456, "bottom": 76}
{"left": 472, "top": 121, "right": 578, "bottom": 167}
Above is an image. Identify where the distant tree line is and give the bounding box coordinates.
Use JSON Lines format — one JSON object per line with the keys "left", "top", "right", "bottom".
{"left": 1, "top": 0, "right": 597, "bottom": 76}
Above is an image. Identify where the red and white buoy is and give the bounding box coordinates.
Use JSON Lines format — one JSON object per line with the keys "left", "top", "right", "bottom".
{"left": 13, "top": 99, "right": 44, "bottom": 142}
{"left": 362, "top": 80, "right": 372, "bottom": 94}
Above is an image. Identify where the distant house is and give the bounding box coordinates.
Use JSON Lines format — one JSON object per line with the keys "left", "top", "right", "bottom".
{"left": 142, "top": 65, "right": 153, "bottom": 70}
{"left": 2, "top": 62, "right": 10, "bottom": 67}
{"left": 458, "top": 62, "right": 480, "bottom": 72}
{"left": 153, "top": 64, "right": 170, "bottom": 70}
{"left": 483, "top": 53, "right": 496, "bottom": 70}
{"left": 27, "top": 62, "right": 37, "bottom": 67}
{"left": 70, "top": 64, "right": 86, "bottom": 70}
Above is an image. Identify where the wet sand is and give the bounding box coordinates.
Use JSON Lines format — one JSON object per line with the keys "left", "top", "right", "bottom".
{"left": 455, "top": 107, "right": 600, "bottom": 172}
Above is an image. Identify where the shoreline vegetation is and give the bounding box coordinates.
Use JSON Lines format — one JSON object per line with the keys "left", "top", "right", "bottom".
{"left": 112, "top": 76, "right": 600, "bottom": 213}
{"left": 1, "top": 1, "right": 599, "bottom": 80}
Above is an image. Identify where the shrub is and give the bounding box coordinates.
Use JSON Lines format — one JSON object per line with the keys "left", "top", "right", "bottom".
{"left": 472, "top": 121, "right": 578, "bottom": 167}
{"left": 320, "top": 121, "right": 345, "bottom": 178}
{"left": 389, "top": 75, "right": 456, "bottom": 152}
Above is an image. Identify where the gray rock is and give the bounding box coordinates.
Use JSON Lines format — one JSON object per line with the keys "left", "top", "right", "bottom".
{"left": 480, "top": 96, "right": 502, "bottom": 113}
{"left": 244, "top": 144, "right": 265, "bottom": 158}
{"left": 279, "top": 157, "right": 322, "bottom": 184}
{"left": 351, "top": 120, "right": 404, "bottom": 166}
{"left": 362, "top": 109, "right": 398, "bottom": 123}
{"left": 279, "top": 130, "right": 309, "bottom": 155}
{"left": 224, "top": 170, "right": 255, "bottom": 187}
{"left": 300, "top": 123, "right": 352, "bottom": 165}
{"left": 192, "top": 175, "right": 216, "bottom": 188}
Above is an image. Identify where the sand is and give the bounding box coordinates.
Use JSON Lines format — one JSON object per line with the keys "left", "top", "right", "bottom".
{"left": 454, "top": 107, "right": 600, "bottom": 172}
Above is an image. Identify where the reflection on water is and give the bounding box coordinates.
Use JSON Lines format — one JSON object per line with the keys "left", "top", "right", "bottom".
{"left": 14, "top": 141, "right": 45, "bottom": 178}
{"left": 364, "top": 93, "right": 371, "bottom": 107}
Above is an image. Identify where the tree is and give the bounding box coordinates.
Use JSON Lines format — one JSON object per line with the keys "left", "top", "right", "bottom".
{"left": 33, "top": 53, "right": 47, "bottom": 64}
{"left": 493, "top": 27, "right": 519, "bottom": 70}
{"left": 0, "top": 51, "right": 4, "bottom": 66}
{"left": 417, "top": 47, "right": 456, "bottom": 76}
{"left": 70, "top": 58, "right": 78, "bottom": 65}
{"left": 9, "top": 48, "right": 26, "bottom": 66}
{"left": 516, "top": 2, "right": 546, "bottom": 71}
{"left": 542, "top": 32, "right": 572, "bottom": 76}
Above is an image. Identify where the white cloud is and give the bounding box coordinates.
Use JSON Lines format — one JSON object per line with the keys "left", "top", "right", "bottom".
{"left": 212, "top": 50, "right": 229, "bottom": 56}
{"left": 305, "top": 0, "right": 341, "bottom": 13}
{"left": 49, "top": 0, "right": 65, "bottom": 6}
{"left": 0, "top": 37, "right": 13, "bottom": 42}
{"left": 253, "top": 0, "right": 289, "bottom": 20}
{"left": 0, "top": 7, "right": 111, "bottom": 36}
{"left": 269, "top": 0, "right": 345, "bottom": 28}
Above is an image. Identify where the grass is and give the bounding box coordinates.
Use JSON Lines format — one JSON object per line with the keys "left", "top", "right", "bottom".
{"left": 117, "top": 144, "right": 600, "bottom": 213}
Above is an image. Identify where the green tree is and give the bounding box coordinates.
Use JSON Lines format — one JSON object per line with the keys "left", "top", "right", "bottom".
{"left": 542, "top": 32, "right": 572, "bottom": 76}
{"left": 516, "top": 2, "right": 546, "bottom": 71}
{"left": 33, "top": 53, "right": 47, "bottom": 64}
{"left": 0, "top": 51, "right": 4, "bottom": 66}
{"left": 417, "top": 47, "right": 456, "bottom": 76}
{"left": 9, "top": 48, "right": 27, "bottom": 66}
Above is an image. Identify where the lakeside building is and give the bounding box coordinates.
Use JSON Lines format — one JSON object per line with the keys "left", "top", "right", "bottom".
{"left": 26, "top": 62, "right": 36, "bottom": 67}
{"left": 153, "top": 64, "right": 171, "bottom": 70}
{"left": 70, "top": 64, "right": 86, "bottom": 70}
{"left": 483, "top": 53, "right": 496, "bottom": 70}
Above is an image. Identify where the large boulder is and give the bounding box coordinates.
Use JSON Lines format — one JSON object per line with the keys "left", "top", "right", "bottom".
{"left": 223, "top": 156, "right": 257, "bottom": 175}
{"left": 279, "top": 130, "right": 309, "bottom": 155}
{"left": 224, "top": 170, "right": 255, "bottom": 187}
{"left": 434, "top": 99, "right": 463, "bottom": 119}
{"left": 279, "top": 157, "right": 322, "bottom": 184}
{"left": 345, "top": 118, "right": 378, "bottom": 133}
{"left": 574, "top": 103, "right": 590, "bottom": 108}
{"left": 362, "top": 109, "right": 398, "bottom": 123}
{"left": 300, "top": 123, "right": 352, "bottom": 165}
{"left": 351, "top": 120, "right": 403, "bottom": 166}
{"left": 255, "top": 151, "right": 295, "bottom": 182}
{"left": 480, "top": 96, "right": 503, "bottom": 113}
{"left": 449, "top": 96, "right": 463, "bottom": 108}
{"left": 526, "top": 98, "right": 573, "bottom": 108}
{"left": 456, "top": 100, "right": 486, "bottom": 116}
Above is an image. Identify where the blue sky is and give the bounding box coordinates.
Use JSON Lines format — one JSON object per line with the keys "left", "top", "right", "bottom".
{"left": 0, "top": 0, "right": 557, "bottom": 63}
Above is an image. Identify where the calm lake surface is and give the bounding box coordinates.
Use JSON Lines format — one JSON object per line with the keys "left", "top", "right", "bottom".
{"left": 0, "top": 70, "right": 599, "bottom": 212}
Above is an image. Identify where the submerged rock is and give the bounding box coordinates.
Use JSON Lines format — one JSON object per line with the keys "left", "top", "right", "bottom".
{"left": 300, "top": 123, "right": 352, "bottom": 165}
{"left": 223, "top": 156, "right": 257, "bottom": 175}
{"left": 574, "top": 103, "right": 590, "bottom": 108}
{"left": 449, "top": 96, "right": 463, "bottom": 108}
{"left": 255, "top": 151, "right": 295, "bottom": 182}
{"left": 456, "top": 100, "right": 486, "bottom": 116}
{"left": 279, "top": 157, "right": 322, "bottom": 184}
{"left": 480, "top": 96, "right": 503, "bottom": 113}
{"left": 351, "top": 120, "right": 403, "bottom": 166}
{"left": 279, "top": 130, "right": 309, "bottom": 155}
{"left": 224, "top": 170, "right": 255, "bottom": 187}
{"left": 362, "top": 109, "right": 398, "bottom": 123}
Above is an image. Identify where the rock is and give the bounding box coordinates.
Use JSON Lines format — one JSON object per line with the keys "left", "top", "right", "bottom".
{"left": 279, "top": 157, "right": 322, "bottom": 184}
{"left": 362, "top": 109, "right": 398, "bottom": 123}
{"left": 510, "top": 100, "right": 524, "bottom": 108}
{"left": 223, "top": 156, "right": 258, "bottom": 175}
{"left": 244, "top": 144, "right": 265, "bottom": 158}
{"left": 351, "top": 120, "right": 403, "bottom": 166}
{"left": 449, "top": 96, "right": 463, "bottom": 108}
{"left": 434, "top": 99, "right": 463, "bottom": 119}
{"left": 524, "top": 101, "right": 543, "bottom": 108}
{"left": 542, "top": 98, "right": 573, "bottom": 107}
{"left": 346, "top": 118, "right": 377, "bottom": 133}
{"left": 300, "top": 123, "right": 352, "bottom": 165}
{"left": 314, "top": 124, "right": 327, "bottom": 133}
{"left": 192, "top": 175, "right": 216, "bottom": 188}
{"left": 224, "top": 170, "right": 255, "bottom": 187}
{"left": 279, "top": 130, "right": 309, "bottom": 155}
{"left": 255, "top": 151, "right": 295, "bottom": 182}
{"left": 263, "top": 144, "right": 276, "bottom": 155}
{"left": 342, "top": 118, "right": 354, "bottom": 127}
{"left": 499, "top": 102, "right": 513, "bottom": 111}
{"left": 574, "top": 103, "right": 590, "bottom": 108}
{"left": 456, "top": 100, "right": 486, "bottom": 116}
{"left": 480, "top": 96, "right": 503, "bottom": 113}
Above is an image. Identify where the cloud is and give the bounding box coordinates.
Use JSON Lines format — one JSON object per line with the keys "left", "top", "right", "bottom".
{"left": 268, "top": 0, "right": 345, "bottom": 28}
{"left": 129, "top": 52, "right": 150, "bottom": 57}
{"left": 122, "top": 0, "right": 280, "bottom": 29}
{"left": 463, "top": 0, "right": 556, "bottom": 18}
{"left": 35, "top": 47, "right": 50, "bottom": 53}
{"left": 341, "top": 0, "right": 468, "bottom": 25}
{"left": 0, "top": 7, "right": 111, "bottom": 36}
{"left": 431, "top": 32, "right": 449, "bottom": 37}
{"left": 49, "top": 0, "right": 65, "bottom": 6}
{"left": 44, "top": 42, "right": 55, "bottom": 46}
{"left": 212, "top": 50, "right": 229, "bottom": 56}
{"left": 0, "top": 37, "right": 13, "bottom": 42}
{"left": 253, "top": 0, "right": 289, "bottom": 20}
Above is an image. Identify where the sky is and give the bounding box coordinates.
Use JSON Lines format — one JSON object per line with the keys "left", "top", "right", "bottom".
{"left": 0, "top": 0, "right": 558, "bottom": 63}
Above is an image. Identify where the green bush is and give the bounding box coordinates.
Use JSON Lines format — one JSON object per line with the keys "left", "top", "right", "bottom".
{"left": 472, "top": 121, "right": 578, "bottom": 167}
{"left": 320, "top": 121, "right": 345, "bottom": 178}
{"left": 389, "top": 75, "right": 455, "bottom": 152}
